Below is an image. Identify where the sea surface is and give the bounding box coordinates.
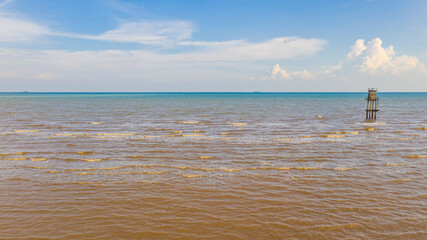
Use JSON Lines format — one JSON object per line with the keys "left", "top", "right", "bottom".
{"left": 0, "top": 92, "right": 426, "bottom": 239}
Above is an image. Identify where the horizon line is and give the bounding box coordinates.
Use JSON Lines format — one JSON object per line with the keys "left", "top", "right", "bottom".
{"left": 1, "top": 91, "right": 427, "bottom": 94}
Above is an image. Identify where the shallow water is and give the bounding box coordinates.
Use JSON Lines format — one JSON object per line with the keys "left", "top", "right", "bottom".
{"left": 1, "top": 93, "right": 426, "bottom": 239}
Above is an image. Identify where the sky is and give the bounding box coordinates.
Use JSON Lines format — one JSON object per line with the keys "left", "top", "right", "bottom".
{"left": 0, "top": 0, "right": 426, "bottom": 92}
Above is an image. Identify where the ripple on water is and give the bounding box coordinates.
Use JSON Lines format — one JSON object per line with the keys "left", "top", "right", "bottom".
{"left": 22, "top": 166, "right": 47, "bottom": 169}
{"left": 180, "top": 121, "right": 198, "bottom": 124}
{"left": 316, "top": 223, "right": 362, "bottom": 231}
{"left": 404, "top": 155, "right": 426, "bottom": 159}
{"left": 3, "top": 157, "right": 28, "bottom": 161}
{"left": 13, "top": 130, "right": 41, "bottom": 133}
{"left": 77, "top": 171, "right": 165, "bottom": 175}
{"left": 393, "top": 179, "right": 411, "bottom": 183}
{"left": 80, "top": 159, "right": 104, "bottom": 162}
{"left": 1, "top": 93, "right": 426, "bottom": 239}
{"left": 331, "top": 168, "right": 355, "bottom": 171}
{"left": 182, "top": 174, "right": 204, "bottom": 178}
{"left": 0, "top": 152, "right": 27, "bottom": 156}
{"left": 231, "top": 123, "right": 247, "bottom": 126}
{"left": 77, "top": 151, "right": 94, "bottom": 155}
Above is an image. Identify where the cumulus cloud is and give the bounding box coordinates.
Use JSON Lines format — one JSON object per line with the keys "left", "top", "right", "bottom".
{"left": 263, "top": 37, "right": 426, "bottom": 84}
{"left": 0, "top": 37, "right": 425, "bottom": 91}
{"left": 347, "top": 39, "right": 367, "bottom": 60}
{"left": 0, "top": 29, "right": 326, "bottom": 90}
{"left": 359, "top": 38, "right": 394, "bottom": 73}
{"left": 292, "top": 69, "right": 314, "bottom": 79}
{"left": 391, "top": 55, "right": 424, "bottom": 74}
{"left": 268, "top": 64, "right": 290, "bottom": 80}
{"left": 348, "top": 37, "right": 426, "bottom": 75}
{"left": 264, "top": 64, "right": 314, "bottom": 80}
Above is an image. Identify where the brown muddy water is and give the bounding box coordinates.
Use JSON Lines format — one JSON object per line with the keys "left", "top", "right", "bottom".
{"left": 0, "top": 93, "right": 426, "bottom": 239}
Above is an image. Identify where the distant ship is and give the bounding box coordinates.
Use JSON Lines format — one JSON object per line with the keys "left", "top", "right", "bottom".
{"left": 252, "top": 91, "right": 261, "bottom": 93}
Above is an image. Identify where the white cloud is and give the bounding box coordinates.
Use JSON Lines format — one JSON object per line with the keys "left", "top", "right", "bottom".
{"left": 292, "top": 69, "right": 314, "bottom": 79}
{"left": 0, "top": 48, "right": 254, "bottom": 91}
{"left": 227, "top": 37, "right": 326, "bottom": 61}
{"left": 359, "top": 38, "right": 394, "bottom": 73}
{"left": 0, "top": 46, "right": 322, "bottom": 91}
{"left": 0, "top": 5, "right": 326, "bottom": 53}
{"left": 320, "top": 64, "right": 342, "bottom": 75}
{"left": 268, "top": 64, "right": 290, "bottom": 80}
{"left": 81, "top": 21, "right": 195, "bottom": 46}
{"left": 0, "top": 16, "right": 49, "bottom": 42}
{"left": 264, "top": 64, "right": 314, "bottom": 80}
{"left": 178, "top": 40, "right": 245, "bottom": 46}
{"left": 262, "top": 37, "right": 426, "bottom": 85}
{"left": 0, "top": 1, "right": 194, "bottom": 46}
{"left": 175, "top": 37, "right": 326, "bottom": 62}
{"left": 105, "top": 0, "right": 143, "bottom": 15}
{"left": 391, "top": 55, "right": 425, "bottom": 75}
{"left": 0, "top": 33, "right": 326, "bottom": 91}
{"left": 347, "top": 37, "right": 426, "bottom": 75}
{"left": 0, "top": 37, "right": 425, "bottom": 91}
{"left": 0, "top": 1, "right": 195, "bottom": 47}
{"left": 0, "top": 34, "right": 327, "bottom": 91}
{"left": 347, "top": 39, "right": 366, "bottom": 60}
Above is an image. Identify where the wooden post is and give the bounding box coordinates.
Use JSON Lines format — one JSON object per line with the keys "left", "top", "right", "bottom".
{"left": 365, "top": 88, "right": 379, "bottom": 120}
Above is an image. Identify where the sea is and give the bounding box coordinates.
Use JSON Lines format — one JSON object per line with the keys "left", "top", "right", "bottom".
{"left": 0, "top": 92, "right": 426, "bottom": 239}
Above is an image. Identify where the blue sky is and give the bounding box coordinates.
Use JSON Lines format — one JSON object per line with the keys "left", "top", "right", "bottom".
{"left": 0, "top": 0, "right": 426, "bottom": 91}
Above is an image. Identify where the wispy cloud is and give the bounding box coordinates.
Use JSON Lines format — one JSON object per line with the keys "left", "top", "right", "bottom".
{"left": 0, "top": 2, "right": 326, "bottom": 53}
{"left": 104, "top": 0, "right": 145, "bottom": 15}
{"left": 0, "top": 0, "right": 50, "bottom": 43}
{"left": 0, "top": 16, "right": 49, "bottom": 42}
{"left": 178, "top": 40, "right": 245, "bottom": 47}
{"left": 87, "top": 20, "right": 194, "bottom": 46}
{"left": 0, "top": 0, "right": 14, "bottom": 7}
{"left": 177, "top": 37, "right": 327, "bottom": 62}
{"left": 44, "top": 20, "right": 195, "bottom": 47}
{"left": 319, "top": 64, "right": 342, "bottom": 75}
{"left": 1, "top": 37, "right": 425, "bottom": 91}
{"left": 0, "top": 2, "right": 194, "bottom": 47}
{"left": 0, "top": 36, "right": 325, "bottom": 91}
{"left": 0, "top": 4, "right": 323, "bottom": 54}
